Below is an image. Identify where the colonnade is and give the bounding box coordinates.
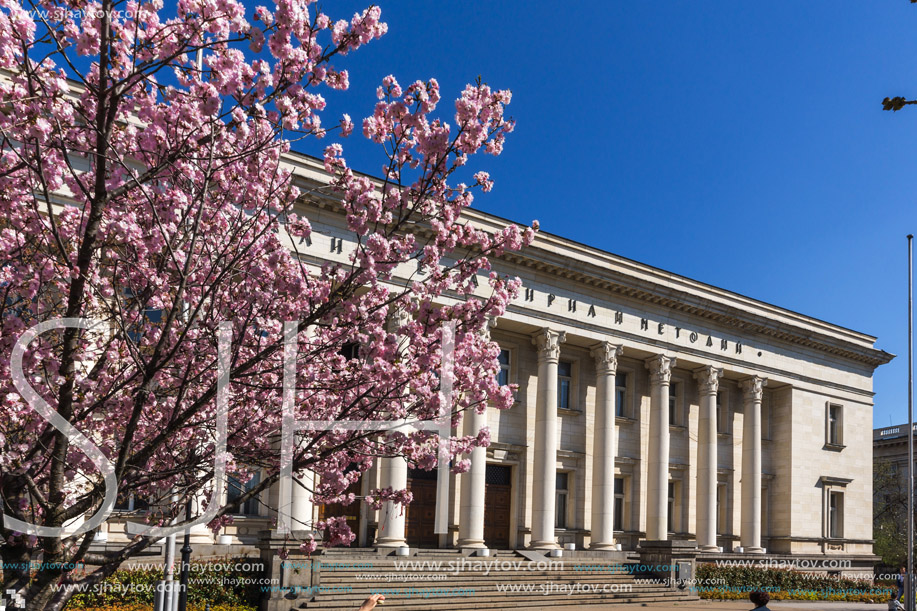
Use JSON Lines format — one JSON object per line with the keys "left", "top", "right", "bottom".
{"left": 458, "top": 326, "right": 768, "bottom": 552}
{"left": 286, "top": 325, "right": 768, "bottom": 553}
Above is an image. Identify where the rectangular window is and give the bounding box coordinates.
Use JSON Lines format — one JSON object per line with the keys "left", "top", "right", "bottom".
{"left": 497, "top": 348, "right": 510, "bottom": 387}
{"left": 614, "top": 477, "right": 624, "bottom": 530}
{"left": 827, "top": 404, "right": 843, "bottom": 446}
{"left": 340, "top": 342, "right": 360, "bottom": 360}
{"left": 716, "top": 391, "right": 726, "bottom": 433}
{"left": 615, "top": 372, "right": 628, "bottom": 417}
{"left": 114, "top": 493, "right": 149, "bottom": 512}
{"left": 828, "top": 491, "right": 844, "bottom": 538}
{"left": 557, "top": 361, "right": 572, "bottom": 410}
{"left": 669, "top": 382, "right": 680, "bottom": 425}
{"left": 717, "top": 483, "right": 727, "bottom": 535}
{"left": 228, "top": 471, "right": 261, "bottom": 516}
{"left": 667, "top": 482, "right": 676, "bottom": 533}
{"left": 555, "top": 472, "right": 569, "bottom": 529}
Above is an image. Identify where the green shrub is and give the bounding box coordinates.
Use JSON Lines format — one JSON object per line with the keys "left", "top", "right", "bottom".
{"left": 65, "top": 558, "right": 262, "bottom": 611}
{"left": 694, "top": 563, "right": 894, "bottom": 603}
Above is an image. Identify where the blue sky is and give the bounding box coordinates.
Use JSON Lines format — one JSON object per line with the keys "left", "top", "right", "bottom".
{"left": 303, "top": 1, "right": 917, "bottom": 428}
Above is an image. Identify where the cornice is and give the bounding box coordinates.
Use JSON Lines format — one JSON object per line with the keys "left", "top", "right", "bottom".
{"left": 284, "top": 152, "right": 893, "bottom": 370}
{"left": 497, "top": 245, "right": 892, "bottom": 369}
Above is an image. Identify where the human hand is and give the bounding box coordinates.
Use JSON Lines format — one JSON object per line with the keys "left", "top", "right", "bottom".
{"left": 359, "top": 593, "right": 385, "bottom": 610}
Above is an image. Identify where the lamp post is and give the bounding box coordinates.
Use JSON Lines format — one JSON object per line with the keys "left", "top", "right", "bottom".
{"left": 908, "top": 235, "right": 914, "bottom": 611}
{"left": 177, "top": 499, "right": 193, "bottom": 611}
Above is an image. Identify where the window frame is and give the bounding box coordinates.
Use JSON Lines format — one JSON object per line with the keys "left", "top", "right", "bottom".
{"left": 668, "top": 379, "right": 684, "bottom": 427}
{"left": 557, "top": 360, "right": 574, "bottom": 411}
{"left": 340, "top": 341, "right": 361, "bottom": 361}
{"left": 819, "top": 476, "right": 851, "bottom": 541}
{"left": 113, "top": 493, "right": 149, "bottom": 513}
{"left": 716, "top": 481, "right": 728, "bottom": 536}
{"left": 555, "top": 471, "right": 569, "bottom": 529}
{"left": 614, "top": 476, "right": 625, "bottom": 532}
{"left": 614, "top": 367, "right": 635, "bottom": 420}
{"left": 667, "top": 480, "right": 681, "bottom": 534}
{"left": 228, "top": 470, "right": 262, "bottom": 516}
{"left": 716, "top": 389, "right": 730, "bottom": 435}
{"left": 496, "top": 347, "right": 511, "bottom": 388}
{"left": 825, "top": 402, "right": 845, "bottom": 450}
{"left": 828, "top": 490, "right": 844, "bottom": 539}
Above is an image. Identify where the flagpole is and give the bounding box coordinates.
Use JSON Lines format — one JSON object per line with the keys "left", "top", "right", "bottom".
{"left": 908, "top": 234, "right": 913, "bottom": 611}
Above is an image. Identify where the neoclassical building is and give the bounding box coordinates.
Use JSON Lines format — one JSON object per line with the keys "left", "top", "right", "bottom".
{"left": 99, "top": 152, "right": 892, "bottom": 563}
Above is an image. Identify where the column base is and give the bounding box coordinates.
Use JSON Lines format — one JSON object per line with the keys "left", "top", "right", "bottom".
{"left": 590, "top": 542, "right": 618, "bottom": 551}
{"left": 457, "top": 538, "right": 486, "bottom": 548}
{"left": 529, "top": 540, "right": 560, "bottom": 550}
{"left": 697, "top": 545, "right": 720, "bottom": 552}
{"left": 375, "top": 537, "right": 408, "bottom": 548}
{"left": 742, "top": 546, "right": 765, "bottom": 554}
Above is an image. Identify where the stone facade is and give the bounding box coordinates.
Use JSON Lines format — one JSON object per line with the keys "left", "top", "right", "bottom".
{"left": 99, "top": 152, "right": 892, "bottom": 564}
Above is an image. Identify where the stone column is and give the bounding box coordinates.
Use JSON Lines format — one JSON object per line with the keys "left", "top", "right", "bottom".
{"left": 458, "top": 405, "right": 487, "bottom": 548}
{"left": 693, "top": 365, "right": 723, "bottom": 552}
{"left": 645, "top": 354, "right": 676, "bottom": 541}
{"left": 288, "top": 325, "right": 315, "bottom": 537}
{"left": 590, "top": 342, "right": 623, "bottom": 550}
{"left": 531, "top": 328, "right": 566, "bottom": 549}
{"left": 739, "top": 376, "right": 767, "bottom": 553}
{"left": 376, "top": 457, "right": 409, "bottom": 547}
{"left": 458, "top": 318, "right": 497, "bottom": 548}
{"left": 375, "top": 307, "right": 412, "bottom": 548}
{"left": 290, "top": 471, "right": 315, "bottom": 535}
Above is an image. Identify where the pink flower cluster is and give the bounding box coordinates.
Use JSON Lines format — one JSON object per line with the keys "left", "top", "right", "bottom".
{"left": 0, "top": 0, "right": 538, "bottom": 594}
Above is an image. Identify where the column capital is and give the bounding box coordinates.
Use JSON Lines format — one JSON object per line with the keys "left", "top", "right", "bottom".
{"left": 693, "top": 365, "right": 724, "bottom": 396}
{"left": 739, "top": 376, "right": 768, "bottom": 402}
{"left": 387, "top": 303, "right": 414, "bottom": 333}
{"left": 532, "top": 328, "right": 566, "bottom": 362}
{"left": 478, "top": 316, "right": 498, "bottom": 339}
{"left": 645, "top": 354, "right": 676, "bottom": 385}
{"left": 591, "top": 342, "right": 623, "bottom": 374}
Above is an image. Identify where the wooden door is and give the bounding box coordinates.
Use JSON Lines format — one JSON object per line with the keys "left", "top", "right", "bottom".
{"left": 484, "top": 465, "right": 512, "bottom": 549}
{"left": 406, "top": 469, "right": 439, "bottom": 547}
{"left": 319, "top": 477, "right": 362, "bottom": 544}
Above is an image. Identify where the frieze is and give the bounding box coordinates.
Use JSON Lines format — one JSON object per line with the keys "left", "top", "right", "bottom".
{"left": 298, "top": 219, "right": 892, "bottom": 368}
{"left": 522, "top": 283, "right": 747, "bottom": 357}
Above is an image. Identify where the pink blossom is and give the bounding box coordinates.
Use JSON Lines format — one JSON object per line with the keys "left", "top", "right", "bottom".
{"left": 0, "top": 0, "right": 535, "bottom": 598}
{"left": 340, "top": 113, "right": 354, "bottom": 136}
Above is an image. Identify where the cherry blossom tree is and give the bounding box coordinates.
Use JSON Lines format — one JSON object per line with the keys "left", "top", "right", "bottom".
{"left": 0, "top": 0, "right": 535, "bottom": 608}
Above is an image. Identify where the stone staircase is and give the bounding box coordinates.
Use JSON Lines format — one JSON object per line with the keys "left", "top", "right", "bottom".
{"left": 293, "top": 548, "right": 698, "bottom": 610}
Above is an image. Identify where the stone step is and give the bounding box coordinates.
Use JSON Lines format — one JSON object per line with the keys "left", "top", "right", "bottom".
{"left": 318, "top": 573, "right": 649, "bottom": 582}
{"left": 321, "top": 573, "right": 648, "bottom": 587}
{"left": 307, "top": 583, "right": 678, "bottom": 593}
{"left": 310, "top": 565, "right": 635, "bottom": 573}
{"left": 284, "top": 552, "right": 697, "bottom": 610}
{"left": 310, "top": 561, "right": 638, "bottom": 567}
{"left": 298, "top": 590, "right": 697, "bottom": 609}
{"left": 296, "top": 574, "right": 695, "bottom": 608}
